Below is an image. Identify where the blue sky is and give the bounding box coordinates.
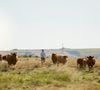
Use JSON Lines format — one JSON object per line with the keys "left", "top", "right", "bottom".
{"left": 0, "top": 0, "right": 100, "bottom": 50}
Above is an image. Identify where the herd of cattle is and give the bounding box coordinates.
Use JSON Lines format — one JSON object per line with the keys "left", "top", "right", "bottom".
{"left": 0, "top": 53, "right": 96, "bottom": 71}
{"left": 77, "top": 56, "right": 95, "bottom": 70}
{"left": 51, "top": 53, "right": 95, "bottom": 71}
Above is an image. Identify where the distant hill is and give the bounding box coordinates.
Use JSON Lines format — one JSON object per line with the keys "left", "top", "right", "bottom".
{"left": 0, "top": 48, "right": 100, "bottom": 58}
{"left": 75, "top": 48, "right": 100, "bottom": 58}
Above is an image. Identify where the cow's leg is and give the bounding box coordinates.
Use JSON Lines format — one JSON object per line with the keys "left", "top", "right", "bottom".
{"left": 77, "top": 63, "right": 79, "bottom": 68}
{"left": 89, "top": 66, "right": 91, "bottom": 71}
{"left": 91, "top": 65, "right": 94, "bottom": 71}
{"left": 80, "top": 64, "right": 82, "bottom": 69}
{"left": 57, "top": 61, "right": 59, "bottom": 67}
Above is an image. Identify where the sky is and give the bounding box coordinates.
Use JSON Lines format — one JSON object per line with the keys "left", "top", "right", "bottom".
{"left": 0, "top": 0, "right": 100, "bottom": 50}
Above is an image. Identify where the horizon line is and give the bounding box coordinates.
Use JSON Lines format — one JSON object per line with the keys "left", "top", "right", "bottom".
{"left": 0, "top": 47, "right": 100, "bottom": 51}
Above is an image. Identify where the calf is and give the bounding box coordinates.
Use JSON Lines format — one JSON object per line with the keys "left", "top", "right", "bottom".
{"left": 77, "top": 58, "right": 87, "bottom": 69}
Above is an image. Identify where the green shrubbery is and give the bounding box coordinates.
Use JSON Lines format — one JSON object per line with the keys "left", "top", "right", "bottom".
{"left": 0, "top": 70, "right": 71, "bottom": 90}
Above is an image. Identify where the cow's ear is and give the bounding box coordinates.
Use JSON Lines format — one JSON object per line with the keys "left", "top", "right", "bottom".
{"left": 66, "top": 56, "right": 68, "bottom": 58}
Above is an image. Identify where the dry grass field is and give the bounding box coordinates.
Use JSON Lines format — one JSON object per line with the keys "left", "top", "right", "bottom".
{"left": 0, "top": 57, "right": 100, "bottom": 90}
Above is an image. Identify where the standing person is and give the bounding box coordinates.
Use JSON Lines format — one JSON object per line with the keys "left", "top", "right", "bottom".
{"left": 40, "top": 49, "right": 46, "bottom": 64}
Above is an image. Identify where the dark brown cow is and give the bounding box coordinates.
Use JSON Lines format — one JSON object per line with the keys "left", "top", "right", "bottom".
{"left": 51, "top": 53, "right": 68, "bottom": 65}
{"left": 2, "top": 53, "right": 17, "bottom": 65}
{"left": 77, "top": 58, "right": 87, "bottom": 69}
{"left": 0, "top": 54, "right": 2, "bottom": 61}
{"left": 86, "top": 56, "right": 95, "bottom": 71}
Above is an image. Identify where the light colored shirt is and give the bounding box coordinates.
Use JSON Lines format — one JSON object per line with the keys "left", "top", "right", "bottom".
{"left": 40, "top": 51, "right": 46, "bottom": 58}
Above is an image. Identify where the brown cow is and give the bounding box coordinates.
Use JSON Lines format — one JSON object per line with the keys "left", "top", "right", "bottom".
{"left": 77, "top": 58, "right": 87, "bottom": 69}
{"left": 51, "top": 53, "right": 68, "bottom": 66}
{"left": 2, "top": 53, "right": 17, "bottom": 65}
{"left": 86, "top": 56, "right": 95, "bottom": 71}
{"left": 0, "top": 54, "right": 2, "bottom": 61}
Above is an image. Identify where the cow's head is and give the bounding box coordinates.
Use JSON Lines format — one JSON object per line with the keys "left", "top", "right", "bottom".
{"left": 63, "top": 56, "right": 68, "bottom": 59}
{"left": 87, "top": 56, "right": 94, "bottom": 60}
{"left": 11, "top": 53, "right": 17, "bottom": 57}
{"left": 52, "top": 53, "right": 56, "bottom": 56}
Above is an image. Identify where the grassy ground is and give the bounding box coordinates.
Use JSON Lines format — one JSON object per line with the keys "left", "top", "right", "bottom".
{"left": 0, "top": 57, "right": 100, "bottom": 90}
